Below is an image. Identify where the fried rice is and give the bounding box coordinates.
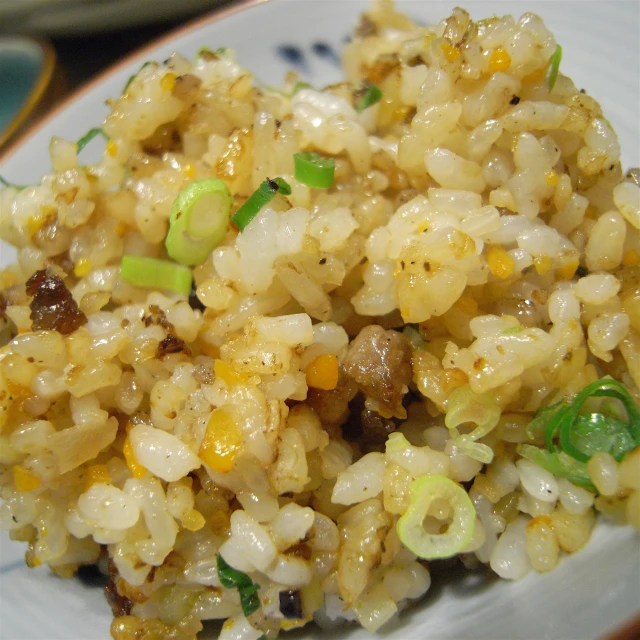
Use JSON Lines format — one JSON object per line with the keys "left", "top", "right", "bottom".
{"left": 0, "top": 2, "right": 639, "bottom": 639}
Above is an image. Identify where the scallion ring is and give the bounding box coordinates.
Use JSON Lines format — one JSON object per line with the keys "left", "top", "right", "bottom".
{"left": 121, "top": 255, "right": 192, "bottom": 297}
{"left": 396, "top": 475, "right": 476, "bottom": 560}
{"left": 165, "top": 178, "right": 233, "bottom": 265}
{"left": 232, "top": 177, "right": 291, "bottom": 231}
{"left": 294, "top": 152, "right": 335, "bottom": 188}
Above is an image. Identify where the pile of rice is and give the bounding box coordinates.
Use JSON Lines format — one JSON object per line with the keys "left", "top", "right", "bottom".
{"left": 0, "top": 2, "right": 639, "bottom": 638}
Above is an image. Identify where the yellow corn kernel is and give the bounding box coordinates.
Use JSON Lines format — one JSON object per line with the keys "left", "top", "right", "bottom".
{"left": 182, "top": 163, "right": 196, "bottom": 179}
{"left": 454, "top": 294, "right": 479, "bottom": 316}
{"left": 106, "top": 140, "right": 118, "bottom": 158}
{"left": 489, "top": 47, "right": 511, "bottom": 73}
{"left": 522, "top": 64, "right": 548, "bottom": 84}
{"left": 199, "top": 408, "right": 243, "bottom": 474}
{"left": 14, "top": 465, "right": 40, "bottom": 493}
{"left": 85, "top": 464, "right": 111, "bottom": 490}
{"left": 73, "top": 258, "right": 92, "bottom": 278}
{"left": 305, "top": 353, "right": 339, "bottom": 391}
{"left": 209, "top": 508, "right": 231, "bottom": 535}
{"left": 123, "top": 435, "right": 147, "bottom": 478}
{"left": 487, "top": 245, "right": 515, "bottom": 279}
{"left": 280, "top": 617, "right": 312, "bottom": 631}
{"left": 182, "top": 509, "right": 206, "bottom": 532}
{"left": 545, "top": 170, "right": 559, "bottom": 187}
{"left": 160, "top": 72, "right": 177, "bottom": 92}
{"left": 557, "top": 261, "right": 579, "bottom": 280}
{"left": 441, "top": 43, "right": 461, "bottom": 62}
{"left": 214, "top": 359, "right": 250, "bottom": 386}
{"left": 534, "top": 255, "right": 553, "bottom": 275}
{"left": 623, "top": 249, "right": 640, "bottom": 267}
{"left": 27, "top": 215, "right": 46, "bottom": 236}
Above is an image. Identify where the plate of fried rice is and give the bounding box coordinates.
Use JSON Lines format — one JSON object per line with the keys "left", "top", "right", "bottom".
{"left": 0, "top": 1, "right": 639, "bottom": 639}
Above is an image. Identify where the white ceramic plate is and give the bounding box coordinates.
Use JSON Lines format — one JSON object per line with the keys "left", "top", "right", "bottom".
{"left": 1, "top": 1, "right": 639, "bottom": 639}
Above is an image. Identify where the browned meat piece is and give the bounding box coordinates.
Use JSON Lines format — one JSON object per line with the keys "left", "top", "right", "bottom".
{"left": 306, "top": 371, "right": 358, "bottom": 428}
{"left": 157, "top": 334, "right": 191, "bottom": 359}
{"left": 25, "top": 269, "right": 87, "bottom": 335}
{"left": 342, "top": 324, "right": 412, "bottom": 419}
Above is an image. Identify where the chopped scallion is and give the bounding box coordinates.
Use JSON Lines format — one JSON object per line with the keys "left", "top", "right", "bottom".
{"left": 517, "top": 444, "right": 595, "bottom": 491}
{"left": 397, "top": 475, "right": 476, "bottom": 559}
{"left": 538, "top": 378, "right": 640, "bottom": 464}
{"left": 502, "top": 326, "right": 524, "bottom": 335}
{"left": 546, "top": 44, "right": 562, "bottom": 92}
{"left": 121, "top": 255, "right": 192, "bottom": 297}
{"left": 356, "top": 83, "right": 382, "bottom": 112}
{"left": 76, "top": 127, "right": 109, "bottom": 153}
{"left": 232, "top": 177, "right": 291, "bottom": 231}
{"left": 165, "top": 178, "right": 233, "bottom": 265}
{"left": 216, "top": 554, "right": 261, "bottom": 617}
{"left": 294, "top": 152, "right": 335, "bottom": 188}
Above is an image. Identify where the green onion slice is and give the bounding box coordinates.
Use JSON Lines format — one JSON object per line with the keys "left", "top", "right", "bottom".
{"left": 356, "top": 84, "right": 383, "bottom": 112}
{"left": 294, "top": 152, "right": 335, "bottom": 188}
{"left": 76, "top": 127, "right": 109, "bottom": 153}
{"left": 121, "top": 255, "right": 192, "bottom": 297}
{"left": 546, "top": 44, "right": 562, "bottom": 92}
{"left": 216, "top": 554, "right": 261, "bottom": 617}
{"left": 517, "top": 444, "right": 595, "bottom": 491}
{"left": 165, "top": 178, "right": 233, "bottom": 266}
{"left": 396, "top": 475, "right": 476, "bottom": 559}
{"left": 445, "top": 384, "right": 501, "bottom": 442}
{"left": 232, "top": 177, "right": 291, "bottom": 231}
{"left": 540, "top": 378, "right": 640, "bottom": 463}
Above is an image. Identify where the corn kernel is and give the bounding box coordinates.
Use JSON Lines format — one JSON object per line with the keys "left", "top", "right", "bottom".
{"left": 14, "top": 465, "right": 40, "bottom": 492}
{"left": 73, "top": 258, "right": 92, "bottom": 278}
{"left": 441, "top": 43, "right": 461, "bottom": 62}
{"left": 85, "top": 464, "right": 111, "bottom": 490}
{"left": 214, "top": 359, "right": 250, "bottom": 386}
{"left": 489, "top": 47, "right": 511, "bottom": 73}
{"left": 182, "top": 509, "right": 206, "bottom": 532}
{"left": 545, "top": 170, "right": 559, "bottom": 187}
{"left": 199, "top": 408, "right": 243, "bottom": 473}
{"left": 27, "top": 215, "right": 46, "bottom": 236}
{"left": 106, "top": 140, "right": 118, "bottom": 158}
{"left": 534, "top": 255, "right": 553, "bottom": 275}
{"left": 305, "top": 353, "right": 339, "bottom": 391}
{"left": 160, "top": 72, "right": 177, "bottom": 92}
{"left": 487, "top": 245, "right": 515, "bottom": 279}
{"left": 557, "top": 260, "right": 579, "bottom": 280}
{"left": 623, "top": 249, "right": 640, "bottom": 267}
{"left": 123, "top": 435, "right": 147, "bottom": 478}
{"left": 522, "top": 64, "right": 548, "bottom": 84}
{"left": 182, "top": 163, "right": 196, "bottom": 179}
